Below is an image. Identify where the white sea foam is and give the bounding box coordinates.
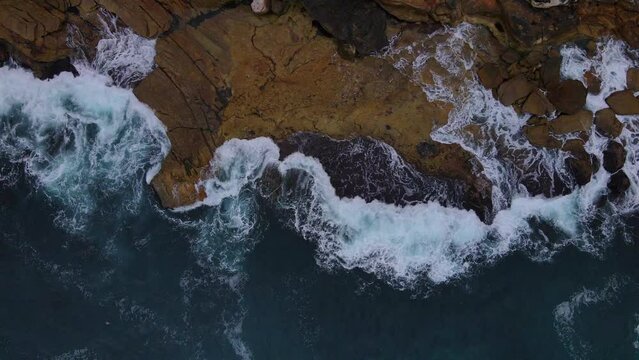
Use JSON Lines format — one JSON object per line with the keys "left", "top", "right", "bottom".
{"left": 69, "top": 10, "right": 157, "bottom": 88}
{"left": 0, "top": 65, "right": 168, "bottom": 230}
{"left": 553, "top": 275, "right": 627, "bottom": 359}
{"left": 186, "top": 27, "right": 639, "bottom": 288}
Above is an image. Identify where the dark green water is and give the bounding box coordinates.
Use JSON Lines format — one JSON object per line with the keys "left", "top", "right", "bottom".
{"left": 2, "top": 162, "right": 639, "bottom": 360}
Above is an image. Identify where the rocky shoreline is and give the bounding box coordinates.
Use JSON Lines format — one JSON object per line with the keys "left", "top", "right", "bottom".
{"left": 1, "top": 0, "right": 638, "bottom": 220}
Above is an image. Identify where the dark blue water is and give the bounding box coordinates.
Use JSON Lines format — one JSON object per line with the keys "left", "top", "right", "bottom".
{"left": 2, "top": 157, "right": 639, "bottom": 360}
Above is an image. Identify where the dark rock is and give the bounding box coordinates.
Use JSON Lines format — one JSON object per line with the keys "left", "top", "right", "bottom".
{"left": 584, "top": 70, "right": 601, "bottom": 94}
{"left": 594, "top": 108, "right": 623, "bottom": 138}
{"left": 606, "top": 90, "right": 639, "bottom": 115}
{"left": 478, "top": 63, "right": 506, "bottom": 89}
{"left": 501, "top": 48, "right": 520, "bottom": 64}
{"left": 603, "top": 141, "right": 626, "bottom": 173}
{"left": 300, "top": 0, "right": 387, "bottom": 55}
{"left": 608, "top": 170, "right": 630, "bottom": 198}
{"left": 566, "top": 156, "right": 593, "bottom": 186}
{"left": 497, "top": 74, "right": 534, "bottom": 106}
{"left": 550, "top": 109, "right": 593, "bottom": 135}
{"left": 541, "top": 56, "right": 562, "bottom": 89}
{"left": 37, "top": 57, "right": 79, "bottom": 80}
{"left": 627, "top": 67, "right": 639, "bottom": 91}
{"left": 547, "top": 79, "right": 587, "bottom": 115}
{"left": 522, "top": 89, "right": 555, "bottom": 116}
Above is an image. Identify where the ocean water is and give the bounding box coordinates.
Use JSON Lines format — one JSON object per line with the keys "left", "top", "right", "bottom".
{"left": 2, "top": 19, "right": 639, "bottom": 360}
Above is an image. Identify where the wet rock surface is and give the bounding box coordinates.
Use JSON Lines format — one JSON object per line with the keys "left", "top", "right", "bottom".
{"left": 603, "top": 141, "right": 627, "bottom": 173}
{"left": 1, "top": 0, "right": 639, "bottom": 213}
{"left": 606, "top": 90, "right": 639, "bottom": 115}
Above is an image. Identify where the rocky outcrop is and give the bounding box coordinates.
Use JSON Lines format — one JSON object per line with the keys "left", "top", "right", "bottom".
{"left": 131, "top": 5, "right": 489, "bottom": 212}
{"left": 2, "top": 0, "right": 639, "bottom": 214}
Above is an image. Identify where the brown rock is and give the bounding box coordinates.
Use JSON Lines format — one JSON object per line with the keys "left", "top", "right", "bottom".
{"left": 627, "top": 68, "right": 639, "bottom": 91}
{"left": 524, "top": 118, "right": 561, "bottom": 148}
{"left": 566, "top": 156, "right": 593, "bottom": 186}
{"left": 541, "top": 57, "right": 562, "bottom": 89}
{"left": 603, "top": 141, "right": 626, "bottom": 173}
{"left": 550, "top": 110, "right": 593, "bottom": 135}
{"left": 522, "top": 89, "right": 555, "bottom": 116}
{"left": 594, "top": 108, "right": 623, "bottom": 138}
{"left": 501, "top": 48, "right": 520, "bottom": 64}
{"left": 584, "top": 71, "right": 601, "bottom": 94}
{"left": 497, "top": 75, "right": 534, "bottom": 106}
{"left": 547, "top": 80, "right": 587, "bottom": 115}
{"left": 478, "top": 63, "right": 506, "bottom": 89}
{"left": 606, "top": 90, "right": 639, "bottom": 115}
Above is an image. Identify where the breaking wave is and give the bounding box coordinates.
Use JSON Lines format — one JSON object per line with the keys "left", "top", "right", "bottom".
{"left": 187, "top": 26, "right": 639, "bottom": 289}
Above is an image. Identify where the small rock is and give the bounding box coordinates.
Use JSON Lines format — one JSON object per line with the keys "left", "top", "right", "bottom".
{"left": 522, "top": 89, "right": 555, "bottom": 116}
{"left": 602, "top": 140, "right": 626, "bottom": 173}
{"left": 251, "top": 0, "right": 271, "bottom": 14}
{"left": 550, "top": 109, "right": 593, "bottom": 135}
{"left": 501, "top": 49, "right": 520, "bottom": 64}
{"left": 497, "top": 74, "right": 534, "bottom": 106}
{"left": 584, "top": 70, "right": 601, "bottom": 94}
{"left": 594, "top": 108, "right": 623, "bottom": 138}
{"left": 605, "top": 90, "right": 639, "bottom": 115}
{"left": 608, "top": 170, "right": 630, "bottom": 198}
{"left": 627, "top": 68, "right": 639, "bottom": 91}
{"left": 540, "top": 57, "right": 562, "bottom": 89}
{"left": 478, "top": 64, "right": 506, "bottom": 89}
{"left": 547, "top": 80, "right": 587, "bottom": 114}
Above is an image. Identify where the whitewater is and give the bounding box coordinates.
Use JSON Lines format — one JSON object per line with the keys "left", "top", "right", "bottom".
{"left": 2, "top": 16, "right": 639, "bottom": 360}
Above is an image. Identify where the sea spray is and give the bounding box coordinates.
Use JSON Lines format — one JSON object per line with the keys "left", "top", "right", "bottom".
{"left": 0, "top": 67, "right": 169, "bottom": 230}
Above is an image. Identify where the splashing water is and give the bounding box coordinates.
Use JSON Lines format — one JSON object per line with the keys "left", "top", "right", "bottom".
{"left": 186, "top": 27, "right": 639, "bottom": 289}
{"left": 69, "top": 9, "right": 157, "bottom": 88}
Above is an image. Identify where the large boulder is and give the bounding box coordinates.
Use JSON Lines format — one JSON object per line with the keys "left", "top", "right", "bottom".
{"left": 524, "top": 118, "right": 560, "bottom": 148}
{"left": 549, "top": 110, "right": 593, "bottom": 135}
{"left": 522, "top": 89, "right": 555, "bottom": 116}
{"left": 497, "top": 74, "right": 534, "bottom": 106}
{"left": 594, "top": 108, "right": 624, "bottom": 138}
{"left": 300, "top": 0, "right": 388, "bottom": 55}
{"left": 478, "top": 63, "right": 506, "bottom": 89}
{"left": 606, "top": 90, "right": 639, "bottom": 115}
{"left": 547, "top": 80, "right": 587, "bottom": 115}
{"left": 602, "top": 141, "right": 626, "bottom": 173}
